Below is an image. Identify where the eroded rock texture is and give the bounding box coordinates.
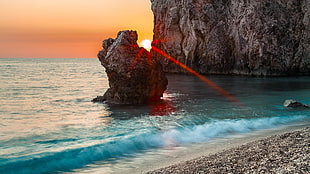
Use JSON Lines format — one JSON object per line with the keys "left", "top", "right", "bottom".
{"left": 93, "top": 30, "right": 168, "bottom": 104}
{"left": 151, "top": 0, "right": 310, "bottom": 76}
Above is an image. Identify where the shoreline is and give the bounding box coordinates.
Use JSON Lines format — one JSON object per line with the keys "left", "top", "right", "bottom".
{"left": 113, "top": 122, "right": 310, "bottom": 174}
{"left": 144, "top": 123, "right": 309, "bottom": 174}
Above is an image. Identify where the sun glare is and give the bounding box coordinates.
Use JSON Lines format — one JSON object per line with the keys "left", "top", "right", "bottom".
{"left": 141, "top": 39, "right": 152, "bottom": 50}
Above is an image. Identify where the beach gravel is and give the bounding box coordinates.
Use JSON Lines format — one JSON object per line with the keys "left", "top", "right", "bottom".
{"left": 147, "top": 127, "right": 309, "bottom": 174}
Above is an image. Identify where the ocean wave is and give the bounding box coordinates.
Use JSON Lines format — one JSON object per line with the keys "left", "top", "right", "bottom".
{"left": 161, "top": 115, "right": 308, "bottom": 144}
{"left": 0, "top": 115, "right": 307, "bottom": 174}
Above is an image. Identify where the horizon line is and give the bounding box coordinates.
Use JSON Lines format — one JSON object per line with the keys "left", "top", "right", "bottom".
{"left": 0, "top": 57, "right": 97, "bottom": 59}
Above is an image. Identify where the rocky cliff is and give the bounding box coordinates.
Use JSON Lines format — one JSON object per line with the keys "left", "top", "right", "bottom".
{"left": 93, "top": 30, "right": 167, "bottom": 104}
{"left": 151, "top": 0, "right": 310, "bottom": 76}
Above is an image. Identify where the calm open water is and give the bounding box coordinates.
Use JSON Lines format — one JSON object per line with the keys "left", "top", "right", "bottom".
{"left": 0, "top": 58, "right": 309, "bottom": 173}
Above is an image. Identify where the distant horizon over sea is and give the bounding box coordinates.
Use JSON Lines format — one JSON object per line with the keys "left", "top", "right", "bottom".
{"left": 0, "top": 58, "right": 309, "bottom": 173}
{"left": 0, "top": 57, "right": 97, "bottom": 59}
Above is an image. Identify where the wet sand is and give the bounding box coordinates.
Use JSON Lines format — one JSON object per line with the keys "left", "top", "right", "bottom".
{"left": 145, "top": 125, "right": 309, "bottom": 174}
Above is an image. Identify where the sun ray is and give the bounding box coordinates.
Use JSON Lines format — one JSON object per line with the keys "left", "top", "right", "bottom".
{"left": 129, "top": 47, "right": 145, "bottom": 71}
{"left": 152, "top": 46, "right": 243, "bottom": 105}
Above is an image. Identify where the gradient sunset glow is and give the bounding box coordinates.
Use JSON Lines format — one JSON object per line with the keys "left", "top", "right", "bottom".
{"left": 0, "top": 0, "right": 153, "bottom": 58}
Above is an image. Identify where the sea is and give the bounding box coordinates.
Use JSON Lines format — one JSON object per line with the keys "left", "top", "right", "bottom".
{"left": 0, "top": 58, "right": 309, "bottom": 174}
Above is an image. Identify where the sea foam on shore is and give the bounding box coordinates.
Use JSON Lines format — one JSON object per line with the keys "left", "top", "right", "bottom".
{"left": 147, "top": 126, "right": 309, "bottom": 174}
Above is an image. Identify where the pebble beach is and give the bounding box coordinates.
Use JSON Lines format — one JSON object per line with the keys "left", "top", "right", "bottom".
{"left": 147, "top": 127, "right": 309, "bottom": 174}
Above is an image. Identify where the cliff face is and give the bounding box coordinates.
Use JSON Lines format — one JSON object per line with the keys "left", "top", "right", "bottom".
{"left": 151, "top": 0, "right": 310, "bottom": 76}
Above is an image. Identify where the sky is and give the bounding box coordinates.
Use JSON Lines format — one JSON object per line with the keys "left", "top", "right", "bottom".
{"left": 0, "top": 0, "right": 154, "bottom": 58}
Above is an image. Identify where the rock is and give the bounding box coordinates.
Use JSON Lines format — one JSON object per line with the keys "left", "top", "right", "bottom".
{"left": 93, "top": 30, "right": 168, "bottom": 104}
{"left": 150, "top": 0, "right": 310, "bottom": 76}
{"left": 92, "top": 96, "right": 106, "bottom": 103}
{"left": 283, "top": 99, "right": 309, "bottom": 108}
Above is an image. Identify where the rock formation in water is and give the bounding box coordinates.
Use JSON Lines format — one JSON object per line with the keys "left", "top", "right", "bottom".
{"left": 93, "top": 30, "right": 168, "bottom": 104}
{"left": 151, "top": 0, "right": 310, "bottom": 76}
{"left": 284, "top": 99, "right": 309, "bottom": 108}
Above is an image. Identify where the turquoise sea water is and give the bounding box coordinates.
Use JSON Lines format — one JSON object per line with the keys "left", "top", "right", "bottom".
{"left": 0, "top": 58, "right": 309, "bottom": 173}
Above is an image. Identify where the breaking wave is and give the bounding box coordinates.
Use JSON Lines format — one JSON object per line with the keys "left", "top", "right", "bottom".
{"left": 1, "top": 115, "right": 307, "bottom": 174}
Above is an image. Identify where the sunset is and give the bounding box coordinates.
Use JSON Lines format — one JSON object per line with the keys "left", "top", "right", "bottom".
{"left": 0, "top": 0, "right": 153, "bottom": 58}
{"left": 1, "top": 0, "right": 309, "bottom": 173}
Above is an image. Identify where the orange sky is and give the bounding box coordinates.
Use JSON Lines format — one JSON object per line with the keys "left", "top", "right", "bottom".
{"left": 0, "top": 0, "right": 154, "bottom": 58}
